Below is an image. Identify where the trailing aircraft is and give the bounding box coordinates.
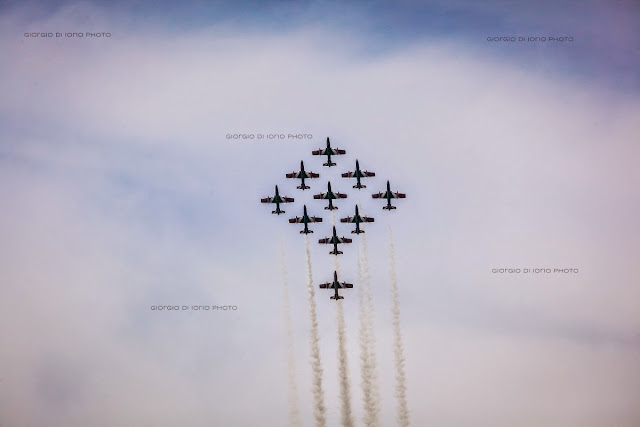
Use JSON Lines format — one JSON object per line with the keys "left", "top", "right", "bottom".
{"left": 319, "top": 271, "right": 353, "bottom": 300}
{"left": 318, "top": 226, "right": 353, "bottom": 255}
{"left": 260, "top": 185, "right": 294, "bottom": 215}
{"left": 342, "top": 159, "right": 375, "bottom": 189}
{"left": 340, "top": 205, "right": 374, "bottom": 234}
{"left": 313, "top": 181, "right": 347, "bottom": 210}
{"left": 285, "top": 160, "right": 319, "bottom": 190}
{"left": 372, "top": 180, "right": 406, "bottom": 210}
{"left": 288, "top": 205, "right": 323, "bottom": 234}
{"left": 312, "top": 137, "right": 346, "bottom": 167}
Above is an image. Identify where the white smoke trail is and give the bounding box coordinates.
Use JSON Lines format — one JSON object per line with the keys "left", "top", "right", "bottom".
{"left": 280, "top": 238, "right": 302, "bottom": 427}
{"left": 389, "top": 227, "right": 410, "bottom": 427}
{"left": 361, "top": 232, "right": 381, "bottom": 416}
{"left": 305, "top": 235, "right": 327, "bottom": 427}
{"left": 331, "top": 209, "right": 353, "bottom": 426}
{"left": 336, "top": 299, "right": 355, "bottom": 427}
{"left": 358, "top": 232, "right": 381, "bottom": 426}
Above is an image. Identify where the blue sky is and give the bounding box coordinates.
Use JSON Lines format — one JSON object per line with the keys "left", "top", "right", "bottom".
{"left": 1, "top": 1, "right": 639, "bottom": 426}
{"left": 4, "top": 0, "right": 638, "bottom": 91}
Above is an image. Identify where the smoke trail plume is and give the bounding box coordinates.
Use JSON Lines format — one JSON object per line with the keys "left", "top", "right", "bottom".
{"left": 358, "top": 231, "right": 381, "bottom": 426}
{"left": 305, "top": 235, "right": 327, "bottom": 427}
{"left": 280, "top": 239, "right": 302, "bottom": 427}
{"left": 389, "top": 227, "right": 410, "bottom": 427}
{"left": 336, "top": 299, "right": 355, "bottom": 427}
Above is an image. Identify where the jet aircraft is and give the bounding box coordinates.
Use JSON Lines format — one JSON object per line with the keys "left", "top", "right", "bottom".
{"left": 319, "top": 271, "right": 353, "bottom": 300}
{"left": 342, "top": 159, "right": 375, "bottom": 189}
{"left": 313, "top": 181, "right": 347, "bottom": 210}
{"left": 372, "top": 180, "right": 406, "bottom": 210}
{"left": 340, "top": 205, "right": 374, "bottom": 234}
{"left": 318, "top": 226, "right": 352, "bottom": 255}
{"left": 260, "top": 185, "right": 294, "bottom": 215}
{"left": 285, "top": 160, "right": 319, "bottom": 190}
{"left": 288, "top": 205, "right": 323, "bottom": 234}
{"left": 312, "top": 137, "right": 346, "bottom": 167}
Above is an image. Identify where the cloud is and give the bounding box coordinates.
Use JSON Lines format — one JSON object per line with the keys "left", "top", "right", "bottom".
{"left": 0, "top": 2, "right": 639, "bottom": 426}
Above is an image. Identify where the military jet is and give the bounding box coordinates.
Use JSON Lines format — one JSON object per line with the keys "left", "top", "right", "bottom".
{"left": 313, "top": 181, "right": 347, "bottom": 210}
{"left": 319, "top": 271, "right": 353, "bottom": 300}
{"left": 285, "top": 160, "right": 320, "bottom": 190}
{"left": 318, "top": 226, "right": 352, "bottom": 255}
{"left": 342, "top": 159, "right": 375, "bottom": 189}
{"left": 340, "top": 205, "right": 374, "bottom": 234}
{"left": 372, "top": 180, "right": 406, "bottom": 210}
{"left": 289, "top": 205, "right": 323, "bottom": 234}
{"left": 260, "top": 185, "right": 294, "bottom": 215}
{"left": 312, "top": 137, "right": 346, "bottom": 167}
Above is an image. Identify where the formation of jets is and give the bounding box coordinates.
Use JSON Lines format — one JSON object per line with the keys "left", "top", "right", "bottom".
{"left": 260, "top": 137, "right": 406, "bottom": 300}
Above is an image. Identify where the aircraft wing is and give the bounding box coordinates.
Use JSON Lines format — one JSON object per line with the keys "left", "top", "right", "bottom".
{"left": 318, "top": 238, "right": 330, "bottom": 244}
{"left": 371, "top": 192, "right": 384, "bottom": 199}
{"left": 318, "top": 283, "right": 331, "bottom": 289}
{"left": 310, "top": 216, "right": 323, "bottom": 222}
{"left": 363, "top": 171, "right": 375, "bottom": 177}
{"left": 340, "top": 217, "right": 353, "bottom": 223}
{"left": 341, "top": 283, "right": 353, "bottom": 288}
{"left": 285, "top": 172, "right": 298, "bottom": 178}
{"left": 309, "top": 172, "right": 320, "bottom": 178}
{"left": 313, "top": 193, "right": 326, "bottom": 199}
{"left": 394, "top": 192, "right": 406, "bottom": 198}
{"left": 289, "top": 217, "right": 302, "bottom": 223}
{"left": 336, "top": 193, "right": 348, "bottom": 199}
{"left": 341, "top": 171, "right": 355, "bottom": 178}
{"left": 338, "top": 237, "right": 353, "bottom": 244}
{"left": 311, "top": 149, "right": 324, "bottom": 155}
{"left": 335, "top": 149, "right": 346, "bottom": 154}
{"left": 283, "top": 197, "right": 294, "bottom": 203}
{"left": 261, "top": 197, "right": 274, "bottom": 203}
{"left": 363, "top": 217, "right": 375, "bottom": 222}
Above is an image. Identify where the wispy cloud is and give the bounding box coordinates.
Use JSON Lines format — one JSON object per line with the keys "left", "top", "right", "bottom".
{"left": 1, "top": 2, "right": 639, "bottom": 426}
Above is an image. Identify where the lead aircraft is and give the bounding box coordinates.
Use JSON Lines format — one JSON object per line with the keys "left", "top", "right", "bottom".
{"left": 312, "top": 137, "right": 346, "bottom": 167}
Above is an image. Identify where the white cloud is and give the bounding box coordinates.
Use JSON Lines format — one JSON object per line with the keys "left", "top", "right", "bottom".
{"left": 1, "top": 3, "right": 639, "bottom": 426}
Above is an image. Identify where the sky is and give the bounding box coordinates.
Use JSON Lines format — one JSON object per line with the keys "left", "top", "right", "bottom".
{"left": 0, "top": 1, "right": 639, "bottom": 426}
